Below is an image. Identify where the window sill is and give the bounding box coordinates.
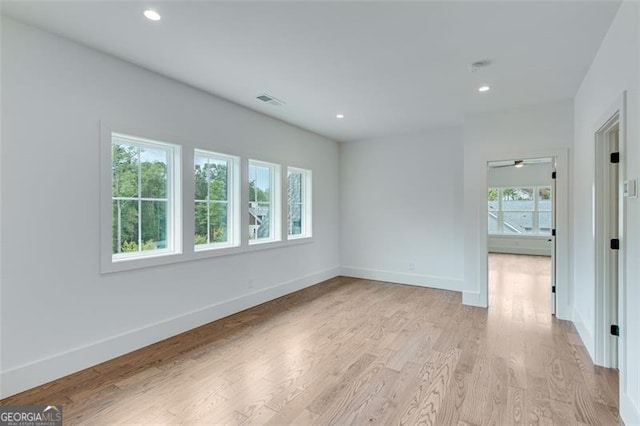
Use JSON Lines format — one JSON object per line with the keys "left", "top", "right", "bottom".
{"left": 488, "top": 234, "right": 552, "bottom": 240}
{"left": 102, "top": 251, "right": 184, "bottom": 273}
{"left": 102, "top": 237, "right": 315, "bottom": 274}
{"left": 245, "top": 236, "right": 314, "bottom": 253}
{"left": 287, "top": 234, "right": 312, "bottom": 241}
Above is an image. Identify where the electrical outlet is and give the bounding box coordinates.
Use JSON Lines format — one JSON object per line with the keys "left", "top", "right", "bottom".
{"left": 248, "top": 279, "right": 254, "bottom": 289}
{"left": 408, "top": 262, "right": 415, "bottom": 271}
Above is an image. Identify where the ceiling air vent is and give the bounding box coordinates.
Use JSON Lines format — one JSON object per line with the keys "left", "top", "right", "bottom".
{"left": 468, "top": 59, "right": 492, "bottom": 73}
{"left": 256, "top": 93, "right": 286, "bottom": 107}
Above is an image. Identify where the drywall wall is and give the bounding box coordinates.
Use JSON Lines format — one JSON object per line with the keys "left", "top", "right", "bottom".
{"left": 0, "top": 18, "right": 340, "bottom": 397}
{"left": 573, "top": 2, "right": 639, "bottom": 423}
{"left": 462, "top": 99, "right": 573, "bottom": 318}
{"left": 340, "top": 127, "right": 464, "bottom": 290}
{"left": 488, "top": 162, "right": 552, "bottom": 188}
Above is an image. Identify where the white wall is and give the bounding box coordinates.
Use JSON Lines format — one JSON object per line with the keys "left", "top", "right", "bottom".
{"left": 340, "top": 127, "right": 464, "bottom": 291}
{"left": 462, "top": 99, "right": 573, "bottom": 317}
{"left": 573, "top": 2, "right": 640, "bottom": 423}
{"left": 0, "top": 18, "right": 340, "bottom": 398}
{"left": 488, "top": 162, "right": 553, "bottom": 256}
{"left": 488, "top": 162, "right": 552, "bottom": 188}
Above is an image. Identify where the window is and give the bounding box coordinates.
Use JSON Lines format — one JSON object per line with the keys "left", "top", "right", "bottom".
{"left": 488, "top": 186, "right": 552, "bottom": 235}
{"left": 287, "top": 167, "right": 312, "bottom": 239}
{"left": 248, "top": 160, "right": 280, "bottom": 243}
{"left": 103, "top": 123, "right": 311, "bottom": 271}
{"left": 194, "top": 150, "right": 239, "bottom": 250}
{"left": 111, "top": 133, "right": 181, "bottom": 261}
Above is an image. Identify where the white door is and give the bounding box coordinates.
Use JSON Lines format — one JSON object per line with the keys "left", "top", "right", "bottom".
{"left": 608, "top": 130, "right": 619, "bottom": 368}
{"left": 550, "top": 160, "right": 557, "bottom": 315}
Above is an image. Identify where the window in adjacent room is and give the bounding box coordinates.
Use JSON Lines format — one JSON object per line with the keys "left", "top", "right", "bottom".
{"left": 287, "top": 167, "right": 312, "bottom": 239}
{"left": 248, "top": 160, "right": 280, "bottom": 243}
{"left": 488, "top": 186, "right": 552, "bottom": 235}
{"left": 194, "top": 150, "right": 239, "bottom": 250}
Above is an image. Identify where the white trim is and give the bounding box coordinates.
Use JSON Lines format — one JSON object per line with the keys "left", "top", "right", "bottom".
{"left": 0, "top": 266, "right": 341, "bottom": 399}
{"left": 593, "top": 109, "right": 621, "bottom": 369}
{"left": 462, "top": 291, "right": 483, "bottom": 307}
{"left": 193, "top": 149, "right": 241, "bottom": 251}
{"left": 573, "top": 306, "right": 595, "bottom": 359}
{"left": 620, "top": 392, "right": 640, "bottom": 426}
{"left": 286, "top": 167, "right": 313, "bottom": 240}
{"left": 248, "top": 159, "right": 281, "bottom": 244}
{"left": 341, "top": 266, "right": 462, "bottom": 292}
{"left": 101, "top": 122, "right": 183, "bottom": 273}
{"left": 591, "top": 93, "right": 627, "bottom": 388}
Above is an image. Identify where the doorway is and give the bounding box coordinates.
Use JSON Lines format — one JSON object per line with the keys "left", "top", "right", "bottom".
{"left": 487, "top": 157, "right": 556, "bottom": 315}
{"left": 594, "top": 114, "right": 620, "bottom": 369}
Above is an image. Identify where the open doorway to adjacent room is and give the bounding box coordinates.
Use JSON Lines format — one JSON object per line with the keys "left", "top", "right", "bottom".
{"left": 487, "top": 157, "right": 556, "bottom": 317}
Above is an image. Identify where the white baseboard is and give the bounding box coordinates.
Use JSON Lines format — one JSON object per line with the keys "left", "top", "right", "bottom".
{"left": 488, "top": 247, "right": 552, "bottom": 256}
{"left": 340, "top": 266, "right": 462, "bottom": 292}
{"left": 621, "top": 392, "right": 640, "bottom": 426}
{"left": 572, "top": 307, "right": 595, "bottom": 361}
{"left": 462, "top": 291, "right": 486, "bottom": 308}
{"left": 0, "top": 266, "right": 341, "bottom": 399}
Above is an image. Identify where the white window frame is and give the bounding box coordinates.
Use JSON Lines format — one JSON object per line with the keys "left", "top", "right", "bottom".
{"left": 194, "top": 150, "right": 240, "bottom": 251}
{"left": 248, "top": 159, "right": 281, "bottom": 245}
{"left": 488, "top": 186, "right": 552, "bottom": 235}
{"left": 287, "top": 167, "right": 312, "bottom": 240}
{"left": 100, "top": 124, "right": 182, "bottom": 273}
{"left": 101, "top": 123, "right": 314, "bottom": 272}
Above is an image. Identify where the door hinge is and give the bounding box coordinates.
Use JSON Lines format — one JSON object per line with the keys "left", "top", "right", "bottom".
{"left": 551, "top": 229, "right": 556, "bottom": 237}
{"left": 611, "top": 325, "right": 620, "bottom": 336}
{"left": 552, "top": 285, "right": 556, "bottom": 293}
{"left": 611, "top": 239, "right": 620, "bottom": 250}
{"left": 552, "top": 171, "right": 556, "bottom": 179}
{"left": 610, "top": 152, "right": 620, "bottom": 164}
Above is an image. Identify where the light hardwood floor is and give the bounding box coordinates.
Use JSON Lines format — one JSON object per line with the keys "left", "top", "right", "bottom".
{"left": 2, "top": 254, "right": 620, "bottom": 425}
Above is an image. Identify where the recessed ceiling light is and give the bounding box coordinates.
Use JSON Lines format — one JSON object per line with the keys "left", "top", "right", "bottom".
{"left": 143, "top": 9, "right": 161, "bottom": 21}
{"left": 478, "top": 85, "right": 491, "bottom": 93}
{"left": 336, "top": 114, "right": 344, "bottom": 119}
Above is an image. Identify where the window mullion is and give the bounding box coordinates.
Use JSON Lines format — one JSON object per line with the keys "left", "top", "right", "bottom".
{"left": 270, "top": 166, "right": 274, "bottom": 236}
{"left": 227, "top": 160, "right": 233, "bottom": 247}
{"left": 301, "top": 177, "right": 306, "bottom": 236}
{"left": 498, "top": 188, "right": 503, "bottom": 234}
{"left": 137, "top": 146, "right": 142, "bottom": 252}
{"left": 207, "top": 201, "right": 211, "bottom": 245}
{"left": 533, "top": 186, "right": 540, "bottom": 235}
{"left": 207, "top": 159, "right": 211, "bottom": 244}
{"left": 117, "top": 199, "right": 122, "bottom": 253}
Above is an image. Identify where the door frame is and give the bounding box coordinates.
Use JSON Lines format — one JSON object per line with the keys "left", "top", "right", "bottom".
{"left": 486, "top": 158, "right": 557, "bottom": 314}
{"left": 593, "top": 92, "right": 626, "bottom": 369}
{"left": 465, "top": 146, "right": 570, "bottom": 320}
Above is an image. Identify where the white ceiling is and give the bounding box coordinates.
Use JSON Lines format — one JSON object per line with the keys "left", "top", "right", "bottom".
{"left": 2, "top": 1, "right": 620, "bottom": 142}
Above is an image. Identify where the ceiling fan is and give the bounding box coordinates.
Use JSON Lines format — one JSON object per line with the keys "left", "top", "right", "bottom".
{"left": 490, "top": 160, "right": 525, "bottom": 169}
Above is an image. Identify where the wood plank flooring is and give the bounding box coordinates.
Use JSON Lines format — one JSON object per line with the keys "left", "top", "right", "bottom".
{"left": 2, "top": 254, "right": 620, "bottom": 425}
